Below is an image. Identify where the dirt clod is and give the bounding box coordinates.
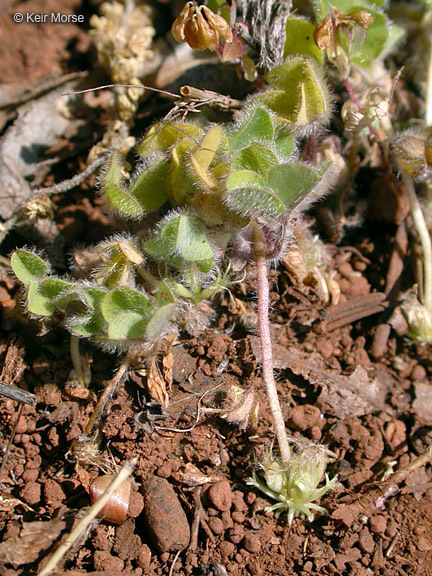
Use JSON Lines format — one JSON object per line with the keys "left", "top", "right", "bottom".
{"left": 207, "top": 480, "right": 232, "bottom": 512}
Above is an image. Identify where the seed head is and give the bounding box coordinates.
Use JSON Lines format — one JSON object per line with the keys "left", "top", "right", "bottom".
{"left": 172, "top": 2, "right": 232, "bottom": 52}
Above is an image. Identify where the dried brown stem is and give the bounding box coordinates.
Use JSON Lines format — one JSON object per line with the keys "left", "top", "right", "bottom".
{"left": 84, "top": 359, "right": 129, "bottom": 436}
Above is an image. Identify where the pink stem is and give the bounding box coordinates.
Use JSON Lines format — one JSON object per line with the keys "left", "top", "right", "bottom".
{"left": 253, "top": 225, "right": 291, "bottom": 464}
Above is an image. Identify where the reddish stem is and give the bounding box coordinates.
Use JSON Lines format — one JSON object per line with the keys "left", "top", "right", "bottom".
{"left": 253, "top": 225, "right": 291, "bottom": 464}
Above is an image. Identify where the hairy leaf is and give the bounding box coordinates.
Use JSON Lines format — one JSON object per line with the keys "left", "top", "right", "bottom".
{"left": 267, "top": 163, "right": 320, "bottom": 209}
{"left": 284, "top": 18, "right": 324, "bottom": 63}
{"left": 101, "top": 153, "right": 144, "bottom": 219}
{"left": 11, "top": 250, "right": 48, "bottom": 285}
{"left": 107, "top": 312, "right": 147, "bottom": 341}
{"left": 27, "top": 280, "right": 54, "bottom": 316}
{"left": 231, "top": 143, "right": 279, "bottom": 176}
{"left": 101, "top": 286, "right": 153, "bottom": 323}
{"left": 228, "top": 107, "right": 274, "bottom": 151}
{"left": 130, "top": 157, "right": 171, "bottom": 211}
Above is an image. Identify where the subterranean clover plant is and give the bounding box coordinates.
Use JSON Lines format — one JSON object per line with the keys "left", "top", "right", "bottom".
{"left": 11, "top": 50, "right": 339, "bottom": 522}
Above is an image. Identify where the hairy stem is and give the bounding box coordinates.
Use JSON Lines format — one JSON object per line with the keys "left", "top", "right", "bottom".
{"left": 252, "top": 224, "right": 291, "bottom": 464}
{"left": 402, "top": 173, "right": 432, "bottom": 312}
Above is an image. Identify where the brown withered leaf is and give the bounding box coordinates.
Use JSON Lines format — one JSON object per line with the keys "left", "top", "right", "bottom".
{"left": 0, "top": 490, "right": 34, "bottom": 513}
{"left": 0, "top": 520, "right": 65, "bottom": 568}
{"left": 220, "top": 385, "right": 259, "bottom": 430}
{"left": 147, "top": 356, "right": 169, "bottom": 407}
{"left": 172, "top": 463, "right": 218, "bottom": 487}
{"left": 161, "top": 334, "right": 177, "bottom": 389}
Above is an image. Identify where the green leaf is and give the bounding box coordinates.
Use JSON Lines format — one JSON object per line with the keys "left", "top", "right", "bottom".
{"left": 227, "top": 169, "right": 267, "bottom": 191}
{"left": 228, "top": 107, "right": 274, "bottom": 151}
{"left": 177, "top": 216, "right": 215, "bottom": 264}
{"left": 284, "top": 17, "right": 324, "bottom": 64}
{"left": 226, "top": 187, "right": 285, "bottom": 217}
{"left": 137, "top": 122, "right": 203, "bottom": 157}
{"left": 145, "top": 214, "right": 214, "bottom": 266}
{"left": 251, "top": 58, "right": 330, "bottom": 130}
{"left": 107, "top": 312, "right": 147, "bottom": 342}
{"left": 351, "top": 8, "right": 388, "bottom": 66}
{"left": 40, "top": 278, "right": 72, "bottom": 300}
{"left": 190, "top": 125, "right": 224, "bottom": 189}
{"left": 130, "top": 157, "right": 170, "bottom": 211}
{"left": 231, "top": 143, "right": 279, "bottom": 176}
{"left": 267, "top": 163, "right": 320, "bottom": 209}
{"left": 273, "top": 133, "right": 296, "bottom": 159}
{"left": 11, "top": 250, "right": 48, "bottom": 286}
{"left": 27, "top": 280, "right": 54, "bottom": 316}
{"left": 226, "top": 170, "right": 285, "bottom": 216}
{"left": 173, "top": 282, "right": 194, "bottom": 299}
{"left": 101, "top": 287, "right": 153, "bottom": 323}
{"left": 69, "top": 314, "right": 105, "bottom": 338}
{"left": 101, "top": 153, "right": 145, "bottom": 219}
{"left": 145, "top": 303, "right": 176, "bottom": 341}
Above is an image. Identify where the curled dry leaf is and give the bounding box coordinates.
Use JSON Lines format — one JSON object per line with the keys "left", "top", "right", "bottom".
{"left": 172, "top": 462, "right": 218, "bottom": 487}
{"left": 89, "top": 474, "right": 132, "bottom": 525}
{"left": 220, "top": 385, "right": 259, "bottom": 430}
{"left": 146, "top": 356, "right": 169, "bottom": 407}
{"left": 0, "top": 520, "right": 65, "bottom": 568}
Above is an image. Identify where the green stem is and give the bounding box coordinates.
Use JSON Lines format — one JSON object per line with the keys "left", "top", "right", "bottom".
{"left": 252, "top": 224, "right": 291, "bottom": 464}
{"left": 402, "top": 173, "right": 432, "bottom": 313}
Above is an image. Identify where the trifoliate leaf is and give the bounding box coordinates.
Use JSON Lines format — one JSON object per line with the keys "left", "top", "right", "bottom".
{"left": 251, "top": 58, "right": 331, "bottom": 131}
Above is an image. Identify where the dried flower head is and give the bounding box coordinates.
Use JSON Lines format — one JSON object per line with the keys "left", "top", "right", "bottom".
{"left": 172, "top": 2, "right": 232, "bottom": 51}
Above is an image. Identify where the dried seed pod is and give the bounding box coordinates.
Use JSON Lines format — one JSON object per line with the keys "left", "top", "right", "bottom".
{"left": 89, "top": 474, "right": 131, "bottom": 524}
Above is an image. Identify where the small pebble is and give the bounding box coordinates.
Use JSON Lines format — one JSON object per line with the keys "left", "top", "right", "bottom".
{"left": 227, "top": 524, "right": 244, "bottom": 544}
{"left": 370, "top": 515, "right": 387, "bottom": 535}
{"left": 208, "top": 480, "right": 232, "bottom": 512}
{"left": 143, "top": 476, "right": 190, "bottom": 552}
{"left": 208, "top": 517, "right": 224, "bottom": 535}
{"left": 411, "top": 364, "right": 427, "bottom": 381}
{"left": 243, "top": 532, "right": 261, "bottom": 554}
{"left": 219, "top": 541, "right": 235, "bottom": 558}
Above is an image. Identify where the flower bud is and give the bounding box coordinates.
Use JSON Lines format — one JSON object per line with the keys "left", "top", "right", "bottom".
{"left": 172, "top": 2, "right": 232, "bottom": 52}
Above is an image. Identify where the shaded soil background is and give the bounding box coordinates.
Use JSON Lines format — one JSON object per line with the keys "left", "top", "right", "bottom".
{"left": 1, "top": 1, "right": 432, "bottom": 575}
